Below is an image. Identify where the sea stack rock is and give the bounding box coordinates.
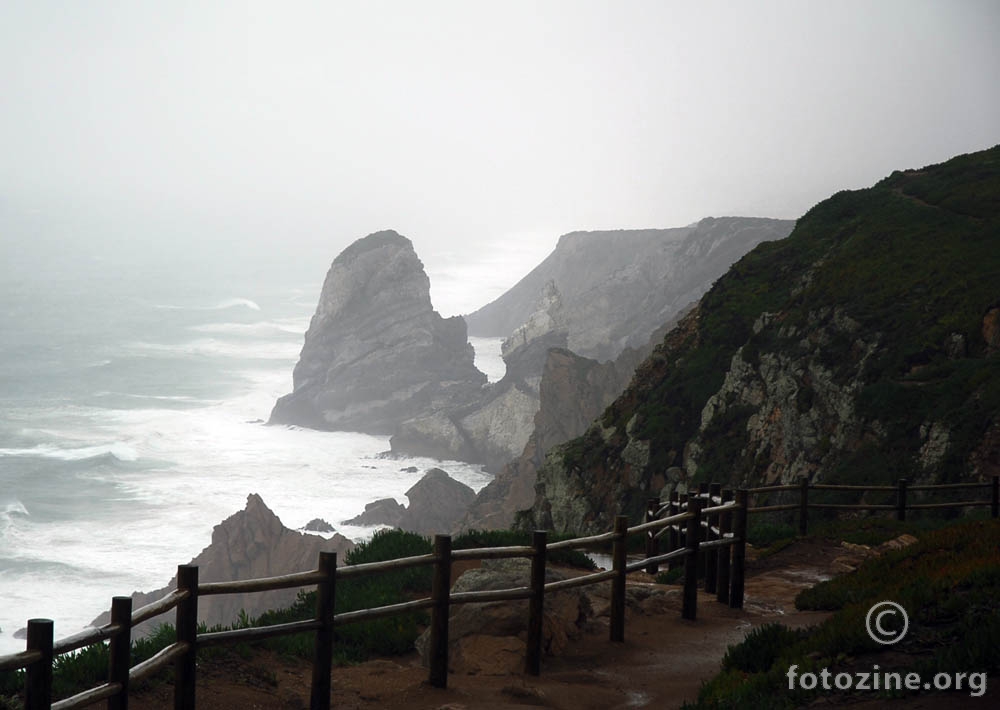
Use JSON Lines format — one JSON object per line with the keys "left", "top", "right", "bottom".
{"left": 92, "top": 494, "right": 355, "bottom": 636}
{"left": 270, "top": 230, "right": 486, "bottom": 433}
{"left": 342, "top": 468, "right": 476, "bottom": 536}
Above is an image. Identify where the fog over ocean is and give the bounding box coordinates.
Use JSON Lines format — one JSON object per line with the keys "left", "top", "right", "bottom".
{"left": 0, "top": 248, "right": 507, "bottom": 654}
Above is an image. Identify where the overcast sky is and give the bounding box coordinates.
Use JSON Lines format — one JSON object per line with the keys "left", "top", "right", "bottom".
{"left": 2, "top": 0, "right": 998, "bottom": 314}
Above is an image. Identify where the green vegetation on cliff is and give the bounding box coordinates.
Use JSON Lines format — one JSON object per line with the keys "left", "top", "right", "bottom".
{"left": 691, "top": 519, "right": 1000, "bottom": 709}
{"left": 530, "top": 145, "right": 1000, "bottom": 533}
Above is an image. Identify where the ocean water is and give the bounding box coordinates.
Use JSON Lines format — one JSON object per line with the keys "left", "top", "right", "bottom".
{"left": 0, "top": 256, "right": 505, "bottom": 654}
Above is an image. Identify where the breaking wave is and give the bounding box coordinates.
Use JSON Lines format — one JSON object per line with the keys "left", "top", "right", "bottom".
{"left": 0, "top": 443, "right": 139, "bottom": 462}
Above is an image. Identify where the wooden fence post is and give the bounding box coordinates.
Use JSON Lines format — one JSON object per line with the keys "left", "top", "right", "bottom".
{"left": 175, "top": 565, "right": 198, "bottom": 710}
{"left": 897, "top": 478, "right": 908, "bottom": 522}
{"left": 716, "top": 489, "right": 733, "bottom": 605}
{"left": 25, "top": 619, "right": 53, "bottom": 710}
{"left": 729, "top": 490, "right": 748, "bottom": 610}
{"left": 798, "top": 475, "right": 809, "bottom": 536}
{"left": 429, "top": 534, "right": 452, "bottom": 688}
{"left": 645, "top": 498, "right": 660, "bottom": 574}
{"left": 525, "top": 530, "right": 547, "bottom": 676}
{"left": 992, "top": 475, "right": 998, "bottom": 519}
{"left": 667, "top": 490, "right": 680, "bottom": 571}
{"left": 610, "top": 516, "right": 629, "bottom": 642}
{"left": 682, "top": 498, "right": 702, "bottom": 620}
{"left": 310, "top": 551, "right": 337, "bottom": 710}
{"left": 705, "top": 483, "right": 721, "bottom": 594}
{"left": 108, "top": 596, "right": 133, "bottom": 710}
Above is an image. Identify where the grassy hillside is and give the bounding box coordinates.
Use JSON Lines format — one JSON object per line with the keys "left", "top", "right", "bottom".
{"left": 691, "top": 519, "right": 1000, "bottom": 709}
{"left": 526, "top": 145, "right": 1000, "bottom": 533}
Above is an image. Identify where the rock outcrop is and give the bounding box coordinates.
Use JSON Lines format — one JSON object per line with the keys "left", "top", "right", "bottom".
{"left": 413, "top": 558, "right": 674, "bottom": 674}
{"left": 343, "top": 468, "right": 475, "bottom": 536}
{"left": 413, "top": 558, "right": 591, "bottom": 675}
{"left": 465, "top": 218, "right": 795, "bottom": 362}
{"left": 457, "top": 311, "right": 679, "bottom": 531}
{"left": 93, "top": 494, "right": 354, "bottom": 636}
{"left": 521, "top": 145, "right": 1000, "bottom": 535}
{"left": 270, "top": 230, "right": 486, "bottom": 433}
{"left": 390, "top": 280, "right": 568, "bottom": 471}
{"left": 342, "top": 497, "right": 406, "bottom": 527}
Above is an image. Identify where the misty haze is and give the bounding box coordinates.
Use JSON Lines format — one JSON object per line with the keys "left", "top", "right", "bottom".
{"left": 1, "top": 2, "right": 999, "bottom": 708}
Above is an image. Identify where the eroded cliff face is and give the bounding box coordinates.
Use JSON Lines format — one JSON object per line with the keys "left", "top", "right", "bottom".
{"left": 93, "top": 494, "right": 355, "bottom": 636}
{"left": 270, "top": 230, "right": 486, "bottom": 433}
{"left": 458, "top": 312, "right": 679, "bottom": 531}
{"left": 390, "top": 280, "right": 567, "bottom": 471}
{"left": 466, "top": 218, "right": 795, "bottom": 361}
{"left": 523, "top": 146, "right": 1000, "bottom": 535}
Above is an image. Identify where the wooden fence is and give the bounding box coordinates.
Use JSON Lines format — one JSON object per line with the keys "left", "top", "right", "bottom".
{"left": 745, "top": 474, "right": 999, "bottom": 535}
{"left": 645, "top": 476, "right": 999, "bottom": 580}
{"left": 4, "top": 475, "right": 995, "bottom": 710}
{"left": 0, "top": 499, "right": 744, "bottom": 710}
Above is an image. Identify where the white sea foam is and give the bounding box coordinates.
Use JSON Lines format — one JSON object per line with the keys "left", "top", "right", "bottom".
{"left": 153, "top": 297, "right": 262, "bottom": 311}
{"left": 0, "top": 361, "right": 493, "bottom": 654}
{"left": 188, "top": 319, "right": 307, "bottom": 336}
{"left": 0, "top": 442, "right": 138, "bottom": 462}
{"left": 1, "top": 500, "right": 29, "bottom": 517}
{"left": 125, "top": 338, "right": 300, "bottom": 360}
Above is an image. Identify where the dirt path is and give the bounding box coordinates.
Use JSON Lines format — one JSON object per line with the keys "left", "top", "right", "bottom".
{"left": 127, "top": 541, "right": 847, "bottom": 709}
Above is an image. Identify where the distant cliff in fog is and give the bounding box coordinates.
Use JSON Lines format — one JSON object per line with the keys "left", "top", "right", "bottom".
{"left": 464, "top": 218, "right": 795, "bottom": 362}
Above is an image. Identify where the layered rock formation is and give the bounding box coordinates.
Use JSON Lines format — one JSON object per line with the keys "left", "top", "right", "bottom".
{"left": 93, "top": 494, "right": 354, "bottom": 636}
{"left": 343, "top": 468, "right": 475, "bottom": 536}
{"left": 466, "top": 218, "right": 795, "bottom": 361}
{"left": 521, "top": 145, "right": 1000, "bottom": 534}
{"left": 391, "top": 280, "right": 567, "bottom": 470}
{"left": 270, "top": 230, "right": 486, "bottom": 433}
{"left": 458, "top": 310, "right": 681, "bottom": 530}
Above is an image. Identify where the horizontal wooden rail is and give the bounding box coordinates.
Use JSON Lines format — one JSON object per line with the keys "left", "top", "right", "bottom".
{"left": 450, "top": 587, "right": 534, "bottom": 605}
{"left": 698, "top": 537, "right": 737, "bottom": 552}
{"left": 747, "top": 484, "right": 798, "bottom": 493}
{"left": 0, "top": 649, "right": 42, "bottom": 672}
{"left": 198, "top": 619, "right": 322, "bottom": 648}
{"left": 906, "top": 501, "right": 989, "bottom": 510}
{"left": 544, "top": 569, "right": 618, "bottom": 593}
{"left": 334, "top": 597, "right": 436, "bottom": 626}
{"left": 749, "top": 503, "right": 800, "bottom": 513}
{"left": 808, "top": 503, "right": 898, "bottom": 510}
{"left": 128, "top": 641, "right": 189, "bottom": 684}
{"left": 199, "top": 570, "right": 325, "bottom": 596}
{"left": 51, "top": 622, "right": 121, "bottom": 656}
{"left": 131, "top": 588, "right": 188, "bottom": 626}
{"left": 451, "top": 545, "right": 534, "bottom": 560}
{"left": 547, "top": 530, "right": 619, "bottom": 550}
{"left": 51, "top": 681, "right": 121, "bottom": 710}
{"left": 627, "top": 511, "right": 691, "bottom": 536}
{"left": 907, "top": 482, "right": 990, "bottom": 491}
{"left": 626, "top": 547, "right": 690, "bottom": 572}
{"left": 701, "top": 501, "right": 738, "bottom": 515}
{"left": 809, "top": 483, "right": 898, "bottom": 492}
{"left": 335, "top": 553, "right": 437, "bottom": 577}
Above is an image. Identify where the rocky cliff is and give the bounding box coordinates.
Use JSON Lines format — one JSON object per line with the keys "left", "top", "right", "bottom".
{"left": 390, "top": 280, "right": 567, "bottom": 470}
{"left": 465, "top": 218, "right": 795, "bottom": 361}
{"left": 342, "top": 467, "right": 476, "bottom": 536}
{"left": 93, "top": 494, "right": 355, "bottom": 635}
{"left": 270, "top": 230, "right": 486, "bottom": 433}
{"left": 458, "top": 312, "right": 680, "bottom": 530}
{"left": 522, "top": 145, "right": 1000, "bottom": 534}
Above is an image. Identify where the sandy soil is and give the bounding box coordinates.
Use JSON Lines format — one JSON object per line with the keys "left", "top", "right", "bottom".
{"left": 125, "top": 539, "right": 995, "bottom": 709}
